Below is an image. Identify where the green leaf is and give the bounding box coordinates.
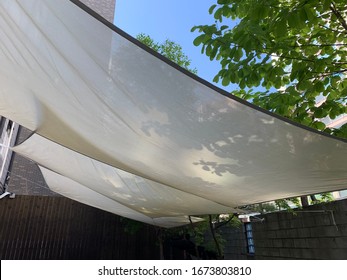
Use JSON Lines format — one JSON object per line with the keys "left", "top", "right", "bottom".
{"left": 256, "top": 6, "right": 269, "bottom": 19}
{"left": 303, "top": 5, "right": 316, "bottom": 22}
{"left": 214, "top": 8, "right": 223, "bottom": 21}
{"left": 323, "top": 0, "right": 331, "bottom": 11}
{"left": 234, "top": 48, "right": 243, "bottom": 61}
{"left": 287, "top": 13, "right": 300, "bottom": 28}
{"left": 314, "top": 108, "right": 327, "bottom": 118}
{"left": 329, "top": 111, "right": 337, "bottom": 119}
{"left": 191, "top": 26, "right": 198, "bottom": 32}
{"left": 213, "top": 75, "right": 220, "bottom": 83}
{"left": 274, "top": 19, "right": 287, "bottom": 37}
{"left": 297, "top": 80, "right": 311, "bottom": 91}
{"left": 222, "top": 76, "right": 230, "bottom": 86}
{"left": 328, "top": 90, "right": 338, "bottom": 100}
{"left": 210, "top": 46, "right": 219, "bottom": 60}
{"left": 193, "top": 34, "right": 206, "bottom": 46}
{"left": 299, "top": 7, "right": 308, "bottom": 23}
{"left": 209, "top": 4, "right": 217, "bottom": 14}
{"left": 314, "top": 81, "right": 325, "bottom": 93}
{"left": 240, "top": 78, "right": 246, "bottom": 89}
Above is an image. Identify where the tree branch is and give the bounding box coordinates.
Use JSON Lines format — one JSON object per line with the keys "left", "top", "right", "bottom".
{"left": 224, "top": 41, "right": 318, "bottom": 63}
{"left": 215, "top": 214, "right": 237, "bottom": 229}
{"left": 312, "top": 68, "right": 347, "bottom": 78}
{"left": 330, "top": 2, "right": 347, "bottom": 32}
{"left": 294, "top": 43, "right": 347, "bottom": 48}
{"left": 318, "top": 23, "right": 345, "bottom": 34}
{"left": 209, "top": 215, "right": 222, "bottom": 259}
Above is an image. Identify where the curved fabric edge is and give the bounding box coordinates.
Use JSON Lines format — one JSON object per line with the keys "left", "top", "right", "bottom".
{"left": 39, "top": 166, "right": 203, "bottom": 228}
{"left": 69, "top": 0, "right": 347, "bottom": 144}
{"left": 38, "top": 165, "right": 154, "bottom": 225}
{"left": 13, "top": 133, "right": 241, "bottom": 217}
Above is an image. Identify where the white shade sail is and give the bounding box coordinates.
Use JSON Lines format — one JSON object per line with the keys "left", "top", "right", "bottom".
{"left": 14, "top": 133, "right": 238, "bottom": 224}
{"left": 1, "top": 0, "right": 347, "bottom": 227}
{"left": 38, "top": 165, "right": 204, "bottom": 228}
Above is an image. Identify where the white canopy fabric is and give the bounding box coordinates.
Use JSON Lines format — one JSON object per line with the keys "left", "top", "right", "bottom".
{"left": 38, "top": 166, "right": 204, "bottom": 228}
{"left": 1, "top": 0, "right": 347, "bottom": 227}
{"left": 14, "top": 134, "right": 237, "bottom": 222}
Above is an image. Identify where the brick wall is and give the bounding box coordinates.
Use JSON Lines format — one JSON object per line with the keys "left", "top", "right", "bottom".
{"left": 79, "top": 0, "right": 116, "bottom": 22}
{"left": 225, "top": 199, "right": 347, "bottom": 260}
{"left": 221, "top": 226, "right": 248, "bottom": 260}
{"left": 7, "top": 127, "right": 56, "bottom": 196}
{"left": 253, "top": 200, "right": 347, "bottom": 259}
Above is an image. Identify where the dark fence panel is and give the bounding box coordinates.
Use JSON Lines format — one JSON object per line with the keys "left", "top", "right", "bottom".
{"left": 0, "top": 195, "right": 159, "bottom": 259}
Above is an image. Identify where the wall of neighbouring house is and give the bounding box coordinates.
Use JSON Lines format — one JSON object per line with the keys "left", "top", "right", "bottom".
{"left": 79, "top": 0, "right": 116, "bottom": 23}
{"left": 7, "top": 127, "right": 56, "bottom": 196}
{"left": 224, "top": 199, "right": 347, "bottom": 260}
{"left": 220, "top": 226, "right": 249, "bottom": 260}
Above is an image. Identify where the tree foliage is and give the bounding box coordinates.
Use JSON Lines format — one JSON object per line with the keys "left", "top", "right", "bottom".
{"left": 192, "top": 0, "right": 347, "bottom": 138}
{"left": 136, "top": 33, "right": 198, "bottom": 74}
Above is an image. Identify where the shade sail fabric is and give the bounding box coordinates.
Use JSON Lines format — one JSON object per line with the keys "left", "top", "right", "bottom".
{"left": 1, "top": 0, "right": 347, "bottom": 227}
{"left": 13, "top": 134, "right": 238, "bottom": 222}
{"left": 38, "top": 166, "right": 204, "bottom": 228}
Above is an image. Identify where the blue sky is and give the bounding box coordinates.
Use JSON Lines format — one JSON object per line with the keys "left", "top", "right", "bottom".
{"left": 113, "top": 0, "right": 236, "bottom": 90}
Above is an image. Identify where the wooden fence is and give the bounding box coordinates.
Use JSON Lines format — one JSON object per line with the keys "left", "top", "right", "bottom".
{"left": 0, "top": 195, "right": 159, "bottom": 259}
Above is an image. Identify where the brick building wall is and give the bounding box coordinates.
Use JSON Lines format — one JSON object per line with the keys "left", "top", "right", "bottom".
{"left": 79, "top": 0, "right": 116, "bottom": 23}
{"left": 221, "top": 226, "right": 248, "bottom": 260}
{"left": 7, "top": 127, "right": 54, "bottom": 196}
{"left": 225, "top": 199, "right": 347, "bottom": 259}
{"left": 253, "top": 200, "right": 347, "bottom": 259}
